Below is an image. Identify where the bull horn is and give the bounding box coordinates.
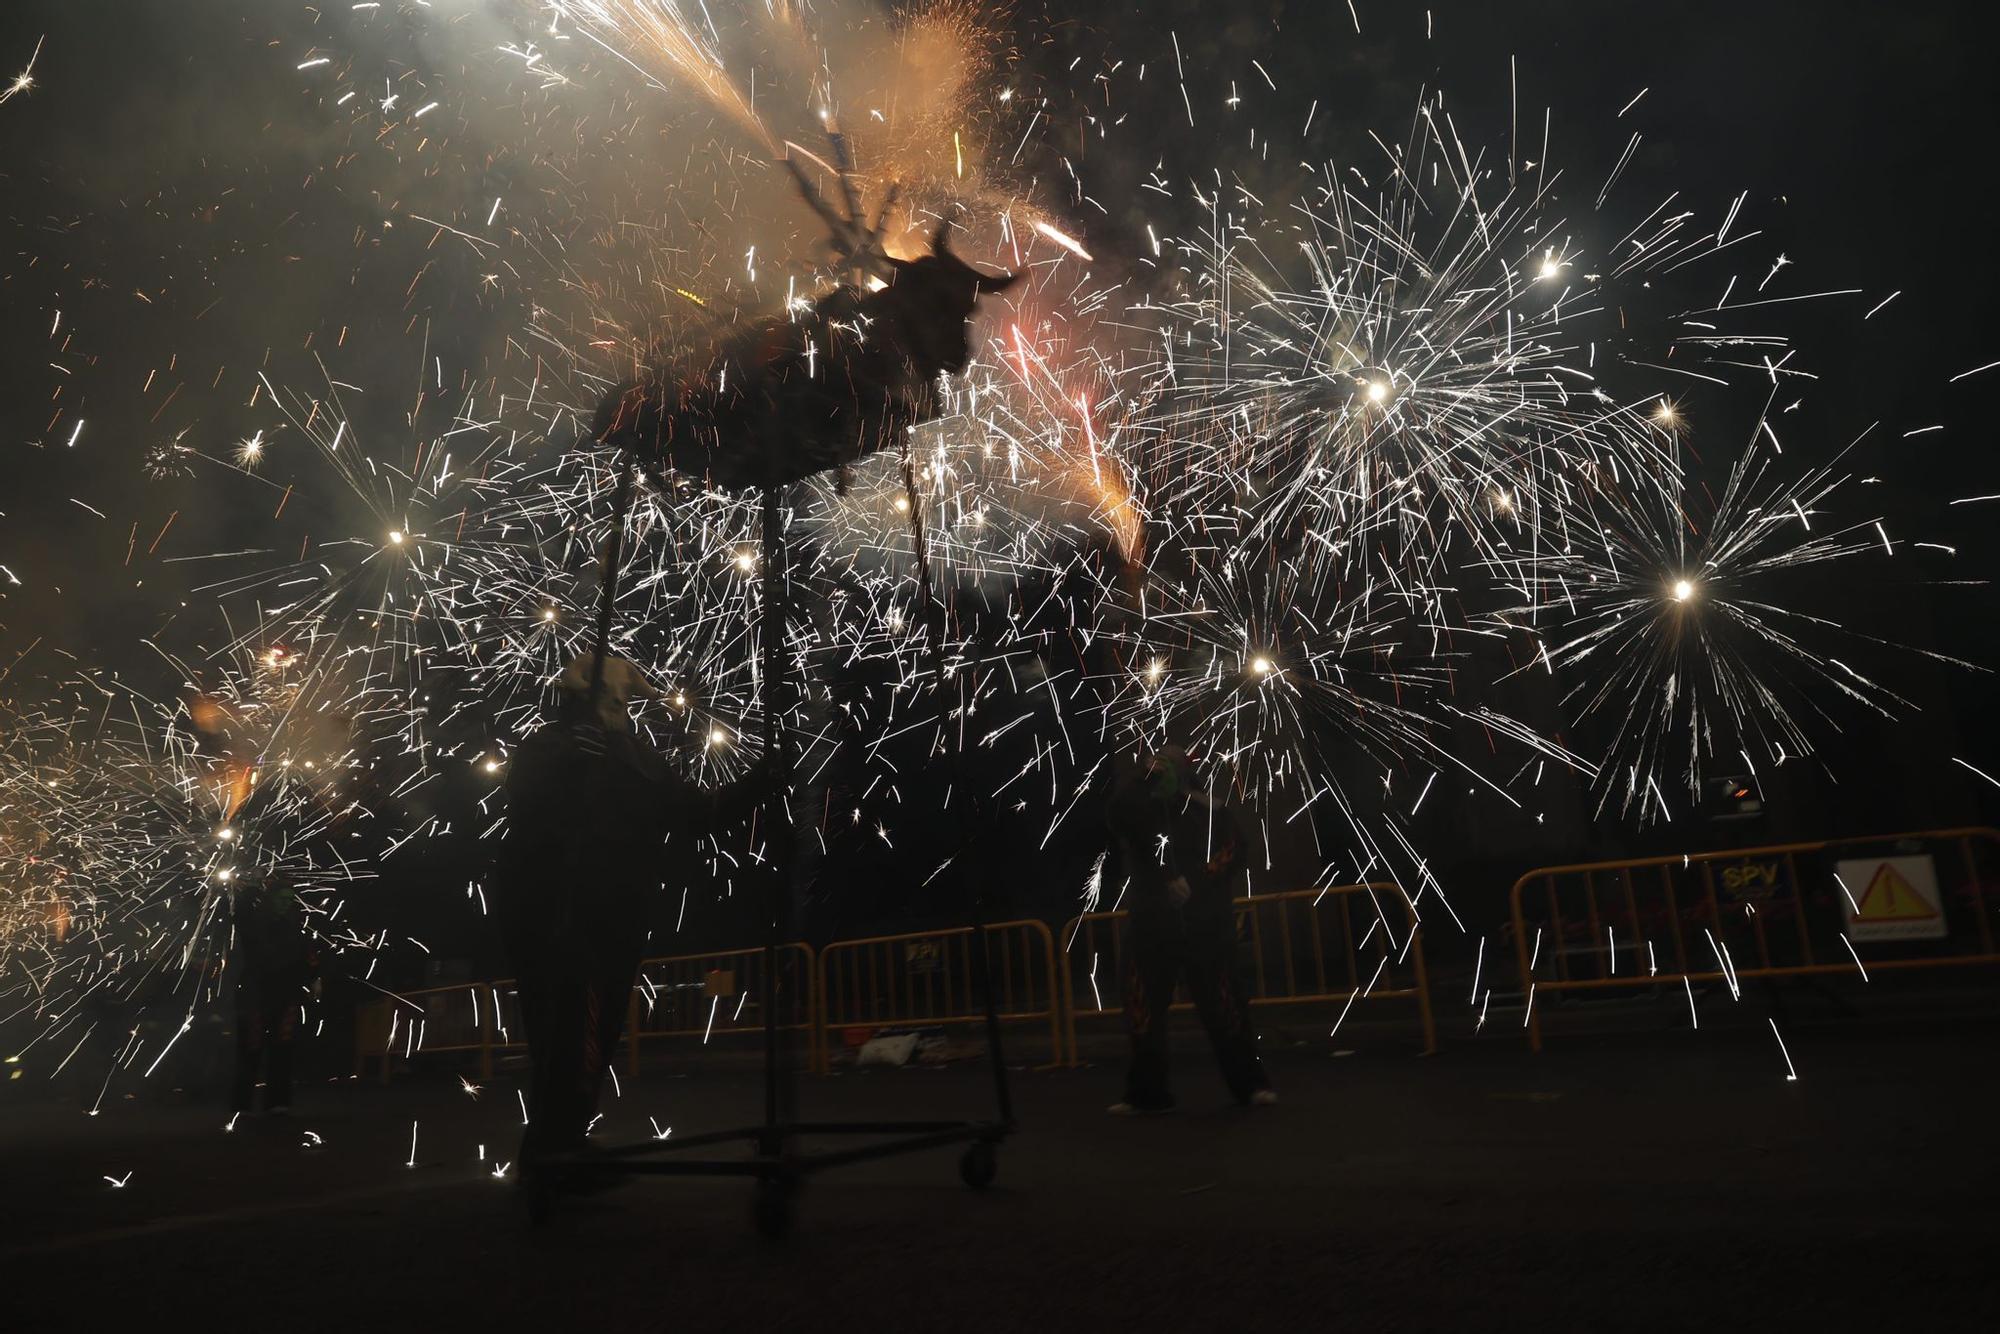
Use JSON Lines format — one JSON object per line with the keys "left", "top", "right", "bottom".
{"left": 932, "top": 209, "right": 959, "bottom": 254}
{"left": 975, "top": 269, "right": 1022, "bottom": 295}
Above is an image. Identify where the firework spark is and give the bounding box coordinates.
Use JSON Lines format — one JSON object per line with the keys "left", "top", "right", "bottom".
{"left": 0, "top": 5, "right": 1965, "bottom": 1103}
{"left": 1, "top": 34, "right": 41, "bottom": 106}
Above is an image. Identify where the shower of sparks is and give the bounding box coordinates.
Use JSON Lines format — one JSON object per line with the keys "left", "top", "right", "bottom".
{"left": 0, "top": 2, "right": 1968, "bottom": 1115}
{"left": 555, "top": 1, "right": 782, "bottom": 154}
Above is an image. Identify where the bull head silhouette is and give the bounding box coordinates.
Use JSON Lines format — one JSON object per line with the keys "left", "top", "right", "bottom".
{"left": 595, "top": 201, "right": 1019, "bottom": 493}
{"left": 879, "top": 216, "right": 1021, "bottom": 377}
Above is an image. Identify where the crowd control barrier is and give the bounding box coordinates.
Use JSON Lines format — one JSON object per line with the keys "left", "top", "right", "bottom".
{"left": 626, "top": 942, "right": 817, "bottom": 1075}
{"left": 1058, "top": 884, "right": 1437, "bottom": 1063}
{"left": 370, "top": 887, "right": 1454, "bottom": 1081}
{"left": 814, "top": 920, "right": 1066, "bottom": 1071}
{"left": 1509, "top": 827, "right": 2000, "bottom": 1050}
{"left": 370, "top": 943, "right": 814, "bottom": 1082}
{"left": 366, "top": 978, "right": 521, "bottom": 1082}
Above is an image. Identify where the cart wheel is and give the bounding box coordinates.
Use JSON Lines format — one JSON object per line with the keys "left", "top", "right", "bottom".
{"left": 753, "top": 1175, "right": 795, "bottom": 1239}
{"left": 958, "top": 1142, "right": 998, "bottom": 1191}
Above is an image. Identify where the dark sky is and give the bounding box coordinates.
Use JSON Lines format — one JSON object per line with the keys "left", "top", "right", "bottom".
{"left": 3, "top": 1, "right": 1996, "bottom": 835}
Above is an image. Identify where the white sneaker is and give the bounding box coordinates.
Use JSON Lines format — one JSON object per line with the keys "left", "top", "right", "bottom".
{"left": 1249, "top": 1088, "right": 1278, "bottom": 1107}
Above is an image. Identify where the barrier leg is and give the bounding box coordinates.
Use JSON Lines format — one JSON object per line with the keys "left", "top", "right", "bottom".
{"left": 756, "top": 483, "right": 795, "bottom": 1157}
{"left": 970, "top": 917, "right": 1016, "bottom": 1127}
{"left": 627, "top": 986, "right": 641, "bottom": 1081}
{"left": 1059, "top": 961, "right": 1079, "bottom": 1068}
{"left": 1512, "top": 896, "right": 1542, "bottom": 1053}
{"left": 1410, "top": 930, "right": 1438, "bottom": 1056}
{"left": 1960, "top": 835, "right": 1995, "bottom": 955}
{"left": 1044, "top": 933, "right": 1064, "bottom": 1069}
{"left": 479, "top": 998, "right": 494, "bottom": 1082}
{"left": 813, "top": 957, "right": 828, "bottom": 1076}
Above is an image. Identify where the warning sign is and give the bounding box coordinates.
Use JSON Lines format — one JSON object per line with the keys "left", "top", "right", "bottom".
{"left": 1834, "top": 855, "right": 1948, "bottom": 942}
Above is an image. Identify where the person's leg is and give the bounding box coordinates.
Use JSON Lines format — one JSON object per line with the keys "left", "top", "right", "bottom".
{"left": 580, "top": 940, "right": 643, "bottom": 1136}
{"left": 513, "top": 949, "right": 586, "bottom": 1162}
{"left": 536, "top": 958, "right": 593, "bottom": 1157}
{"left": 1121, "top": 932, "right": 1182, "bottom": 1110}
{"left": 498, "top": 873, "right": 587, "bottom": 1160}
{"left": 1185, "top": 933, "right": 1270, "bottom": 1104}
{"left": 575, "top": 971, "right": 610, "bottom": 1136}
{"left": 231, "top": 985, "right": 262, "bottom": 1114}
{"left": 263, "top": 989, "right": 297, "bottom": 1109}
{"left": 498, "top": 898, "right": 549, "bottom": 1162}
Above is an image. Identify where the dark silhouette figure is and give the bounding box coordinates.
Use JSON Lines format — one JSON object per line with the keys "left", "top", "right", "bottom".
{"left": 493, "top": 656, "right": 763, "bottom": 1176}
{"left": 230, "top": 878, "right": 316, "bottom": 1115}
{"left": 1106, "top": 748, "right": 1274, "bottom": 1114}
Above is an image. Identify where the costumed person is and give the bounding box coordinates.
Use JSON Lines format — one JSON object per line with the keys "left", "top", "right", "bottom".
{"left": 229, "top": 870, "right": 317, "bottom": 1116}
{"left": 1105, "top": 746, "right": 1276, "bottom": 1115}
{"left": 493, "top": 653, "right": 763, "bottom": 1180}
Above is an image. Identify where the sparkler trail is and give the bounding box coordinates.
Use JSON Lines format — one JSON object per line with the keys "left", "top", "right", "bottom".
{"left": 0, "top": 4, "right": 1978, "bottom": 1106}
{"left": 1, "top": 34, "right": 41, "bottom": 106}
{"left": 1504, "top": 439, "right": 1919, "bottom": 818}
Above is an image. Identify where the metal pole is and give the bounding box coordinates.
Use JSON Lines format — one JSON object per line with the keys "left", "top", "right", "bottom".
{"left": 961, "top": 643, "right": 1015, "bottom": 1128}
{"left": 759, "top": 483, "right": 791, "bottom": 1156}
{"left": 899, "top": 447, "right": 1013, "bottom": 1127}
{"left": 556, "top": 458, "right": 635, "bottom": 995}
{"left": 586, "top": 461, "right": 637, "bottom": 711}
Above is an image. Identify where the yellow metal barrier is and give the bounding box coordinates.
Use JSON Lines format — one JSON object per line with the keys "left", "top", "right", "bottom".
{"left": 1059, "top": 884, "right": 1437, "bottom": 1064}
{"left": 627, "top": 942, "right": 817, "bottom": 1076}
{"left": 1510, "top": 826, "right": 2000, "bottom": 1051}
{"left": 372, "top": 978, "right": 521, "bottom": 1082}
{"left": 815, "top": 920, "right": 1066, "bottom": 1072}
{"left": 351, "top": 997, "right": 397, "bottom": 1084}
{"left": 374, "top": 945, "right": 819, "bottom": 1082}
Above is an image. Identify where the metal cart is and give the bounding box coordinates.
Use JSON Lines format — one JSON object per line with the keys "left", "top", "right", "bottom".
{"left": 528, "top": 461, "right": 1015, "bottom": 1235}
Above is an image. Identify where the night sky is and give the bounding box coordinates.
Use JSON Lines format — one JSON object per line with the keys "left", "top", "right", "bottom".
{"left": 4, "top": 1, "right": 1998, "bottom": 963}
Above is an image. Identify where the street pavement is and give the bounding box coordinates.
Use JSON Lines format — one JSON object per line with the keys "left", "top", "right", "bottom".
{"left": 4, "top": 1000, "right": 1997, "bottom": 1332}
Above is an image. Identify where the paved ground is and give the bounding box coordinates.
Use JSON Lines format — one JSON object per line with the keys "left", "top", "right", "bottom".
{"left": 5, "top": 997, "right": 1998, "bottom": 1333}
